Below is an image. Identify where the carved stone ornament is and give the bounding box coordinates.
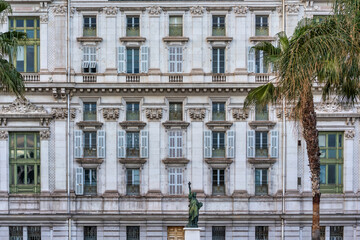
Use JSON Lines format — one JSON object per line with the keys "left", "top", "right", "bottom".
{"left": 188, "top": 108, "right": 206, "bottom": 121}
{"left": 190, "top": 6, "right": 204, "bottom": 16}
{"left": 40, "top": 130, "right": 50, "bottom": 140}
{"left": 315, "top": 101, "right": 351, "bottom": 113}
{"left": 102, "top": 6, "right": 118, "bottom": 15}
{"left": 146, "top": 108, "right": 163, "bottom": 120}
{"left": 233, "top": 6, "right": 249, "bottom": 15}
{"left": 52, "top": 108, "right": 76, "bottom": 120}
{"left": 0, "top": 8, "right": 9, "bottom": 24}
{"left": 40, "top": 14, "right": 49, "bottom": 23}
{"left": 0, "top": 98, "right": 47, "bottom": 114}
{"left": 0, "top": 130, "right": 8, "bottom": 140}
{"left": 286, "top": 4, "right": 300, "bottom": 13}
{"left": 102, "top": 108, "right": 120, "bottom": 120}
{"left": 276, "top": 6, "right": 283, "bottom": 14}
{"left": 53, "top": 5, "right": 67, "bottom": 14}
{"left": 345, "top": 130, "right": 355, "bottom": 139}
{"left": 147, "top": 6, "right": 162, "bottom": 16}
{"left": 232, "top": 108, "right": 248, "bottom": 120}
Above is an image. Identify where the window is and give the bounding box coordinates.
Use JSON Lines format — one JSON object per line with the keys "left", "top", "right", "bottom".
{"left": 255, "top": 226, "right": 269, "bottom": 240}
{"left": 330, "top": 226, "right": 343, "bottom": 240}
{"left": 204, "top": 130, "right": 235, "bottom": 159}
{"left": 169, "top": 168, "right": 183, "bottom": 195}
{"left": 320, "top": 226, "right": 326, "bottom": 240}
{"left": 212, "top": 132, "right": 225, "bottom": 158}
{"left": 169, "top": 47, "right": 183, "bottom": 73}
{"left": 126, "top": 48, "right": 140, "bottom": 74}
{"left": 319, "top": 132, "right": 343, "bottom": 193}
{"left": 84, "top": 168, "right": 97, "bottom": 195}
{"left": 84, "top": 132, "right": 97, "bottom": 157}
{"left": 212, "top": 102, "right": 225, "bottom": 121}
{"left": 255, "top": 15, "right": 269, "bottom": 36}
{"left": 126, "top": 169, "right": 140, "bottom": 196}
{"left": 255, "top": 131, "right": 268, "bottom": 157}
{"left": 169, "top": 103, "right": 183, "bottom": 121}
{"left": 212, "top": 169, "right": 225, "bottom": 195}
{"left": 169, "top": 131, "right": 183, "bottom": 158}
{"left": 83, "top": 102, "right": 97, "bottom": 121}
{"left": 127, "top": 16, "right": 140, "bottom": 36}
{"left": 126, "top": 102, "right": 140, "bottom": 121}
{"left": 9, "top": 133, "right": 40, "bottom": 194}
{"left": 28, "top": 226, "right": 41, "bottom": 240}
{"left": 126, "top": 132, "right": 140, "bottom": 158}
{"left": 169, "top": 16, "right": 183, "bottom": 36}
{"left": 255, "top": 169, "right": 268, "bottom": 195}
{"left": 9, "top": 17, "right": 40, "bottom": 73}
{"left": 84, "top": 226, "right": 97, "bottom": 240}
{"left": 74, "top": 130, "right": 105, "bottom": 159}
{"left": 9, "top": 226, "right": 23, "bottom": 240}
{"left": 212, "top": 226, "right": 225, "bottom": 240}
{"left": 127, "top": 226, "right": 140, "bottom": 240}
{"left": 247, "top": 130, "right": 278, "bottom": 158}
{"left": 255, "top": 104, "right": 268, "bottom": 121}
{"left": 83, "top": 16, "right": 96, "bottom": 37}
{"left": 212, "top": 48, "right": 225, "bottom": 73}
{"left": 212, "top": 16, "right": 225, "bottom": 36}
{"left": 82, "top": 46, "right": 97, "bottom": 73}
{"left": 117, "top": 130, "right": 148, "bottom": 159}
{"left": 248, "top": 48, "right": 268, "bottom": 73}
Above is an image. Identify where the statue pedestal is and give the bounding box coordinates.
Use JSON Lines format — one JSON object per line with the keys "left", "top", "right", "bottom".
{"left": 184, "top": 227, "right": 201, "bottom": 240}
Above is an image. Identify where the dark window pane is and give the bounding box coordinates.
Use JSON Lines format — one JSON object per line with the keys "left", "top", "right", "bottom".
{"left": 26, "top": 19, "right": 34, "bottom": 27}
{"left": 28, "top": 226, "right": 41, "bottom": 240}
{"left": 127, "top": 226, "right": 140, "bottom": 240}
{"left": 330, "top": 226, "right": 343, "bottom": 239}
{"left": 320, "top": 165, "right": 326, "bottom": 184}
{"left": 84, "top": 103, "right": 97, "bottom": 121}
{"left": 27, "top": 134, "right": 34, "bottom": 148}
{"left": 17, "top": 134, "right": 25, "bottom": 148}
{"left": 169, "top": 103, "right": 183, "bottom": 121}
{"left": 16, "top": 19, "right": 24, "bottom": 27}
{"left": 212, "top": 226, "right": 225, "bottom": 240}
{"left": 26, "top": 45, "right": 35, "bottom": 72}
{"left": 9, "top": 226, "right": 23, "bottom": 239}
{"left": 328, "top": 165, "right": 336, "bottom": 184}
{"left": 328, "top": 134, "right": 336, "bottom": 147}
{"left": 17, "top": 165, "right": 25, "bottom": 184}
{"left": 84, "top": 226, "right": 97, "bottom": 240}
{"left": 255, "top": 226, "right": 268, "bottom": 240}
{"left": 126, "top": 103, "right": 140, "bottom": 121}
{"left": 27, "top": 165, "right": 35, "bottom": 184}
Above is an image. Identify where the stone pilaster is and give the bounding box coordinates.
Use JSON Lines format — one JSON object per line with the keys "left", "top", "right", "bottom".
{"left": 40, "top": 130, "right": 50, "bottom": 193}
{"left": 0, "top": 131, "right": 9, "bottom": 195}
{"left": 345, "top": 129, "right": 355, "bottom": 193}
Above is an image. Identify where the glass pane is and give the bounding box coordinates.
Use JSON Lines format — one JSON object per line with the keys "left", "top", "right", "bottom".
{"left": 84, "top": 103, "right": 97, "bottom": 121}
{"left": 328, "top": 134, "right": 336, "bottom": 147}
{"left": 16, "top": 19, "right": 24, "bottom": 27}
{"left": 17, "top": 150, "right": 25, "bottom": 158}
{"left": 17, "top": 134, "right": 25, "bottom": 148}
{"left": 319, "top": 135, "right": 326, "bottom": 147}
{"left": 26, "top": 45, "right": 35, "bottom": 72}
{"left": 10, "top": 165, "right": 14, "bottom": 185}
{"left": 255, "top": 104, "right": 268, "bottom": 121}
{"left": 27, "top": 134, "right": 34, "bottom": 148}
{"left": 84, "top": 226, "right": 97, "bottom": 240}
{"left": 169, "top": 103, "right": 183, "bottom": 121}
{"left": 37, "top": 165, "right": 41, "bottom": 184}
{"left": 17, "top": 165, "right": 25, "bottom": 184}
{"left": 320, "top": 165, "right": 326, "bottom": 184}
{"left": 28, "top": 226, "right": 41, "bottom": 240}
{"left": 255, "top": 226, "right": 269, "bottom": 240}
{"left": 212, "top": 226, "right": 225, "bottom": 240}
{"left": 27, "top": 165, "right": 35, "bottom": 184}
{"left": 127, "top": 226, "right": 140, "bottom": 240}
{"left": 26, "top": 149, "right": 35, "bottom": 158}
{"left": 328, "top": 149, "right": 336, "bottom": 158}
{"left": 27, "top": 29, "right": 34, "bottom": 38}
{"left": 9, "top": 226, "right": 23, "bottom": 239}
{"left": 338, "top": 149, "right": 342, "bottom": 158}
{"left": 320, "top": 149, "right": 326, "bottom": 158}
{"left": 338, "top": 134, "right": 342, "bottom": 147}
{"left": 328, "top": 165, "right": 336, "bottom": 184}
{"left": 26, "top": 19, "right": 34, "bottom": 27}
{"left": 338, "top": 165, "right": 342, "bottom": 185}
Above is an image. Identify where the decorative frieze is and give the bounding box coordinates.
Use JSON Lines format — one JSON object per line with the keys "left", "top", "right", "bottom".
{"left": 40, "top": 14, "right": 49, "bottom": 23}
{"left": 286, "top": 4, "right": 300, "bottom": 13}
{"left": 232, "top": 108, "right": 248, "bottom": 120}
{"left": 0, "top": 130, "right": 8, "bottom": 140}
{"left": 52, "top": 108, "right": 76, "bottom": 120}
{"left": 188, "top": 108, "right": 206, "bottom": 121}
{"left": 1, "top": 98, "right": 47, "bottom": 114}
{"left": 190, "top": 6, "right": 204, "bottom": 16}
{"left": 315, "top": 101, "right": 351, "bottom": 113}
{"left": 40, "top": 130, "right": 51, "bottom": 140}
{"left": 233, "top": 6, "right": 248, "bottom": 15}
{"left": 102, "top": 6, "right": 118, "bottom": 15}
{"left": 146, "top": 108, "right": 163, "bottom": 120}
{"left": 102, "top": 108, "right": 120, "bottom": 121}
{"left": 53, "top": 5, "right": 67, "bottom": 15}
{"left": 345, "top": 130, "right": 355, "bottom": 139}
{"left": 147, "top": 6, "right": 162, "bottom": 16}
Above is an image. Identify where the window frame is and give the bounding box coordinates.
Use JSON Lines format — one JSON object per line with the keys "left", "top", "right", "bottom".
{"left": 84, "top": 226, "right": 97, "bottom": 240}
{"left": 168, "top": 130, "right": 183, "bottom": 158}
{"left": 212, "top": 226, "right": 226, "bottom": 240}
{"left": 212, "top": 169, "right": 225, "bottom": 196}
{"left": 255, "top": 226, "right": 269, "bottom": 240}
{"left": 255, "top": 104, "right": 269, "bottom": 121}
{"left": 169, "top": 16, "right": 183, "bottom": 36}
{"left": 212, "top": 131, "right": 225, "bottom": 158}
{"left": 212, "top": 48, "right": 225, "bottom": 74}
{"left": 212, "top": 15, "right": 226, "bottom": 36}
{"left": 83, "top": 16, "right": 97, "bottom": 37}
{"left": 169, "top": 102, "right": 183, "bottom": 121}
{"left": 168, "top": 46, "right": 183, "bottom": 73}
{"left": 255, "top": 15, "right": 269, "bottom": 36}
{"left": 82, "top": 46, "right": 97, "bottom": 73}
{"left": 126, "top": 168, "right": 140, "bottom": 196}
{"left": 83, "top": 102, "right": 97, "bottom": 121}
{"left": 126, "top": 16, "right": 140, "bottom": 37}
{"left": 83, "top": 168, "right": 97, "bottom": 195}
{"left": 126, "top": 132, "right": 140, "bottom": 158}
{"left": 126, "top": 226, "right": 140, "bottom": 240}
{"left": 168, "top": 167, "right": 183, "bottom": 195}
{"left": 255, "top": 131, "right": 268, "bottom": 158}
{"left": 255, "top": 168, "right": 268, "bottom": 196}
{"left": 83, "top": 131, "right": 97, "bottom": 158}
{"left": 126, "top": 102, "right": 140, "bottom": 121}
{"left": 126, "top": 48, "right": 140, "bottom": 74}
{"left": 212, "top": 102, "right": 226, "bottom": 121}
{"left": 9, "top": 226, "right": 23, "bottom": 239}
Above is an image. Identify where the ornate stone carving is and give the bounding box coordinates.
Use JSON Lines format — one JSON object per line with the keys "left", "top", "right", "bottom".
{"left": 276, "top": 6, "right": 283, "bottom": 14}
{"left": 188, "top": 108, "right": 206, "bottom": 121}
{"left": 315, "top": 101, "right": 351, "bottom": 113}
{"left": 52, "top": 108, "right": 76, "bottom": 120}
{"left": 146, "top": 108, "right": 163, "bottom": 120}
{"left": 40, "top": 14, "right": 49, "bottom": 23}
{"left": 40, "top": 130, "right": 50, "bottom": 140}
{"left": 232, "top": 108, "right": 248, "bottom": 120}
{"left": 0, "top": 130, "right": 8, "bottom": 140}
{"left": 345, "top": 130, "right": 355, "bottom": 139}
{"left": 190, "top": 6, "right": 204, "bottom": 16}
{"left": 233, "top": 6, "right": 248, "bottom": 15}
{"left": 53, "top": 5, "right": 67, "bottom": 14}
{"left": 286, "top": 4, "right": 300, "bottom": 13}
{"left": 0, "top": 98, "right": 47, "bottom": 114}
{"left": 102, "top": 6, "right": 118, "bottom": 15}
{"left": 102, "top": 108, "right": 120, "bottom": 120}
{"left": 0, "top": 8, "right": 9, "bottom": 24}
{"left": 147, "top": 6, "right": 162, "bottom": 16}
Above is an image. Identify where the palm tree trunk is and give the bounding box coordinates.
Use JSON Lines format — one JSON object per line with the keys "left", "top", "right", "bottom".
{"left": 300, "top": 92, "right": 321, "bottom": 240}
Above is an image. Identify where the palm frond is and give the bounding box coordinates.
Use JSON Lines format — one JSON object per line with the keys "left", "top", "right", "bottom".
{"left": 0, "top": 57, "right": 24, "bottom": 96}
{"left": 0, "top": 0, "right": 11, "bottom": 14}
{"left": 0, "top": 31, "right": 27, "bottom": 57}
{"left": 244, "top": 83, "right": 277, "bottom": 109}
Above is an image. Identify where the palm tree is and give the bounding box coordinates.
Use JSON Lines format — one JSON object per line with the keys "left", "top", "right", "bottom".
{"left": 245, "top": 1, "right": 360, "bottom": 239}
{"left": 0, "top": 0, "right": 26, "bottom": 96}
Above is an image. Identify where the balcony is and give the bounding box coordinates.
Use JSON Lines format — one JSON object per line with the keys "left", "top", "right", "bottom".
{"left": 83, "top": 27, "right": 96, "bottom": 37}
{"left": 21, "top": 73, "right": 39, "bottom": 82}
{"left": 83, "top": 75, "right": 97, "bottom": 83}
{"left": 255, "top": 73, "right": 274, "bottom": 83}
{"left": 212, "top": 74, "right": 226, "bottom": 82}
{"left": 169, "top": 75, "right": 183, "bottom": 83}
{"left": 255, "top": 184, "right": 268, "bottom": 196}
{"left": 126, "top": 74, "right": 140, "bottom": 83}
{"left": 126, "top": 184, "right": 140, "bottom": 196}
{"left": 212, "top": 27, "right": 225, "bottom": 36}
{"left": 212, "top": 185, "right": 225, "bottom": 196}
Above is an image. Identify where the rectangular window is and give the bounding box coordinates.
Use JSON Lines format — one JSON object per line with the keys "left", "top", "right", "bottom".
{"left": 169, "top": 103, "right": 183, "bottom": 121}
{"left": 212, "top": 102, "right": 225, "bottom": 121}
{"left": 9, "top": 133, "right": 40, "bottom": 194}
{"left": 330, "top": 226, "right": 343, "bottom": 240}
{"left": 127, "top": 16, "right": 140, "bottom": 36}
{"left": 83, "top": 16, "right": 96, "bottom": 37}
{"left": 212, "top": 226, "right": 225, "bottom": 240}
{"left": 126, "top": 48, "right": 140, "bottom": 74}
{"left": 83, "top": 102, "right": 97, "bottom": 121}
{"left": 212, "top": 169, "right": 225, "bottom": 195}
{"left": 212, "top": 48, "right": 225, "bottom": 73}
{"left": 126, "top": 169, "right": 140, "bottom": 196}
{"left": 83, "top": 46, "right": 97, "bottom": 73}
{"left": 84, "top": 226, "right": 97, "bottom": 240}
{"left": 169, "top": 168, "right": 183, "bottom": 195}
{"left": 169, "top": 47, "right": 183, "bottom": 73}
{"left": 126, "top": 226, "right": 140, "bottom": 240}
{"left": 126, "top": 132, "right": 140, "bottom": 158}
{"left": 319, "top": 132, "right": 343, "bottom": 193}
{"left": 255, "top": 50, "right": 268, "bottom": 73}
{"left": 84, "top": 132, "right": 97, "bottom": 157}
{"left": 28, "top": 226, "right": 41, "bottom": 240}
{"left": 126, "top": 102, "right": 140, "bottom": 121}
{"left": 255, "top": 15, "right": 269, "bottom": 36}
{"left": 255, "top": 169, "right": 268, "bottom": 195}
{"left": 9, "top": 17, "right": 40, "bottom": 73}
{"left": 169, "top": 16, "right": 183, "bottom": 36}
{"left": 169, "top": 131, "right": 183, "bottom": 158}
{"left": 255, "top": 104, "right": 268, "bottom": 121}
{"left": 84, "top": 169, "right": 97, "bottom": 195}
{"left": 212, "top": 132, "right": 225, "bottom": 158}
{"left": 9, "top": 226, "right": 23, "bottom": 240}
{"left": 320, "top": 226, "right": 326, "bottom": 240}
{"left": 212, "top": 16, "right": 225, "bottom": 36}
{"left": 255, "top": 131, "right": 268, "bottom": 158}
{"left": 255, "top": 226, "right": 269, "bottom": 240}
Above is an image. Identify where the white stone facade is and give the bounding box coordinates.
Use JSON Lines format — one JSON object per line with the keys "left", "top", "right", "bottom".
{"left": 0, "top": 0, "right": 359, "bottom": 239}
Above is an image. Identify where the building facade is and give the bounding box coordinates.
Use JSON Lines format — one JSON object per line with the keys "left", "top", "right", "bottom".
{"left": 0, "top": 0, "right": 359, "bottom": 239}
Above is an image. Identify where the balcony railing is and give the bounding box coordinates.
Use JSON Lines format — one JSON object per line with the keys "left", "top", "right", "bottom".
{"left": 212, "top": 74, "right": 226, "bottom": 82}
{"left": 255, "top": 26, "right": 269, "bottom": 36}
{"left": 126, "top": 111, "right": 140, "bottom": 121}
{"left": 255, "top": 148, "right": 268, "bottom": 158}
{"left": 169, "top": 24, "right": 183, "bottom": 36}
{"left": 212, "top": 185, "right": 225, "bottom": 195}
{"left": 126, "top": 148, "right": 140, "bottom": 158}
{"left": 84, "top": 147, "right": 97, "bottom": 158}
{"left": 126, "top": 184, "right": 140, "bottom": 196}
{"left": 212, "top": 27, "right": 226, "bottom": 36}
{"left": 212, "top": 112, "right": 226, "bottom": 121}
{"left": 169, "top": 75, "right": 183, "bottom": 83}
{"left": 212, "top": 148, "right": 225, "bottom": 158}
{"left": 84, "top": 110, "right": 97, "bottom": 121}
{"left": 255, "top": 73, "right": 273, "bottom": 83}
{"left": 21, "top": 73, "right": 40, "bottom": 82}
{"left": 84, "top": 183, "right": 97, "bottom": 195}
{"left": 83, "top": 27, "right": 96, "bottom": 37}
{"left": 126, "top": 27, "right": 140, "bottom": 37}
{"left": 255, "top": 184, "right": 268, "bottom": 195}
{"left": 83, "top": 75, "right": 97, "bottom": 83}
{"left": 126, "top": 75, "right": 140, "bottom": 83}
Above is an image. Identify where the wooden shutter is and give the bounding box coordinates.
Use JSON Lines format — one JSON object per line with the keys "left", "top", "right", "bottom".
{"left": 169, "top": 168, "right": 175, "bottom": 195}
{"left": 74, "top": 130, "right": 83, "bottom": 158}
{"left": 118, "top": 46, "right": 126, "bottom": 73}
{"left": 75, "top": 167, "right": 84, "bottom": 195}
{"left": 89, "top": 46, "right": 97, "bottom": 69}
{"left": 227, "top": 130, "right": 235, "bottom": 158}
{"left": 247, "top": 130, "right": 255, "bottom": 158}
{"left": 140, "top": 130, "right": 149, "bottom": 158}
{"left": 176, "top": 131, "right": 183, "bottom": 158}
{"left": 176, "top": 168, "right": 183, "bottom": 194}
{"left": 169, "top": 131, "right": 176, "bottom": 158}
{"left": 204, "top": 130, "right": 212, "bottom": 158}
{"left": 247, "top": 47, "right": 255, "bottom": 73}
{"left": 140, "top": 46, "right": 149, "bottom": 73}
{"left": 270, "top": 130, "right": 279, "bottom": 158}
{"left": 82, "top": 47, "right": 90, "bottom": 68}
{"left": 97, "top": 130, "right": 106, "bottom": 158}
{"left": 118, "top": 130, "right": 126, "bottom": 158}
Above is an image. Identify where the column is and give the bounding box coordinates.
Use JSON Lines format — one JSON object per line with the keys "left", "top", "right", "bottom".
{"left": 39, "top": 14, "right": 49, "bottom": 72}
{"left": 54, "top": 120, "right": 67, "bottom": 192}
{"left": 40, "top": 130, "right": 50, "bottom": 193}
{"left": 0, "top": 131, "right": 9, "bottom": 194}
{"left": 344, "top": 130, "right": 354, "bottom": 193}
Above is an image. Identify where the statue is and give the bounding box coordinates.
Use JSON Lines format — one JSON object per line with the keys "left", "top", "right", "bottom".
{"left": 186, "top": 182, "right": 203, "bottom": 228}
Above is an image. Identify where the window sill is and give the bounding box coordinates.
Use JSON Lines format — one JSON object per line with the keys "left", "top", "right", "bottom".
{"left": 163, "top": 36, "right": 189, "bottom": 43}
{"left": 77, "top": 37, "right": 103, "bottom": 43}
{"left": 205, "top": 121, "right": 233, "bottom": 131}
{"left": 205, "top": 158, "right": 233, "bottom": 165}
{"left": 76, "top": 158, "right": 104, "bottom": 165}
{"left": 162, "top": 121, "right": 190, "bottom": 130}
{"left": 76, "top": 121, "right": 103, "bottom": 130}
{"left": 249, "top": 36, "right": 276, "bottom": 42}
{"left": 206, "top": 36, "right": 233, "bottom": 47}
{"left": 162, "top": 158, "right": 190, "bottom": 165}
{"left": 248, "top": 121, "right": 276, "bottom": 130}
{"left": 248, "top": 158, "right": 276, "bottom": 165}
{"left": 119, "top": 37, "right": 146, "bottom": 47}
{"left": 119, "top": 121, "right": 146, "bottom": 131}
{"left": 119, "top": 158, "right": 147, "bottom": 165}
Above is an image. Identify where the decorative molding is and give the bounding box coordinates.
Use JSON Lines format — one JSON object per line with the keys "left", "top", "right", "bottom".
{"left": 102, "top": 108, "right": 120, "bottom": 120}
{"left": 188, "top": 108, "right": 206, "bottom": 121}
{"left": 286, "top": 4, "right": 300, "bottom": 13}
{"left": 232, "top": 108, "right": 248, "bottom": 120}
{"left": 40, "top": 130, "right": 50, "bottom": 140}
{"left": 233, "top": 6, "right": 248, "bottom": 15}
{"left": 276, "top": 6, "right": 283, "bottom": 14}
{"left": 0, "top": 98, "right": 47, "bottom": 114}
{"left": 190, "top": 6, "right": 204, "bottom": 16}
{"left": 345, "top": 130, "right": 355, "bottom": 139}
{"left": 0, "top": 130, "right": 8, "bottom": 140}
{"left": 52, "top": 5, "right": 67, "bottom": 15}
{"left": 315, "top": 102, "right": 351, "bottom": 113}
{"left": 147, "top": 6, "right": 162, "bottom": 16}
{"left": 51, "top": 108, "right": 76, "bottom": 120}
{"left": 119, "top": 121, "right": 146, "bottom": 130}
{"left": 40, "top": 14, "right": 49, "bottom": 23}
{"left": 146, "top": 108, "right": 163, "bottom": 120}
{"left": 0, "top": 8, "right": 9, "bottom": 24}
{"left": 206, "top": 121, "right": 233, "bottom": 131}
{"left": 102, "top": 6, "right": 118, "bottom": 15}
{"left": 162, "top": 121, "right": 190, "bottom": 130}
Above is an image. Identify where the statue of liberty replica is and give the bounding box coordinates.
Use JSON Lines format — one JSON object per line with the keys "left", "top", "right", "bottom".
{"left": 186, "top": 182, "right": 203, "bottom": 228}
